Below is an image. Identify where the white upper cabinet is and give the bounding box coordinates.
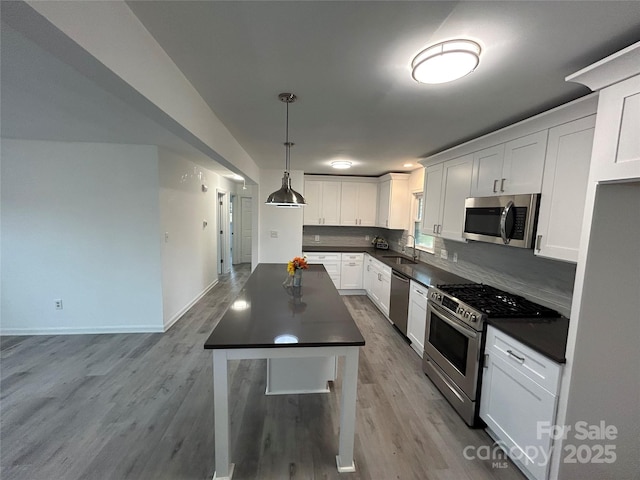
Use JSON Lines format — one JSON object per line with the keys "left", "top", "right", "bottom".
{"left": 471, "top": 130, "right": 548, "bottom": 196}
{"left": 566, "top": 42, "right": 640, "bottom": 182}
{"left": 377, "top": 174, "right": 410, "bottom": 229}
{"left": 303, "top": 180, "right": 341, "bottom": 225}
{"left": 422, "top": 155, "right": 472, "bottom": 241}
{"left": 340, "top": 181, "right": 378, "bottom": 226}
{"left": 535, "top": 115, "right": 596, "bottom": 262}
{"left": 591, "top": 75, "right": 640, "bottom": 182}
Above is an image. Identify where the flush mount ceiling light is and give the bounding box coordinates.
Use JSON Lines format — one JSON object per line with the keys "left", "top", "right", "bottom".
{"left": 403, "top": 163, "right": 414, "bottom": 168}
{"left": 331, "top": 160, "right": 352, "bottom": 170}
{"left": 265, "top": 93, "right": 306, "bottom": 208}
{"left": 411, "top": 39, "right": 481, "bottom": 84}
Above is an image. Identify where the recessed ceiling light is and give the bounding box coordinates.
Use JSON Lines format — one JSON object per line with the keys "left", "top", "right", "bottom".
{"left": 331, "top": 161, "right": 352, "bottom": 169}
{"left": 403, "top": 163, "right": 414, "bottom": 168}
{"left": 412, "top": 39, "right": 481, "bottom": 84}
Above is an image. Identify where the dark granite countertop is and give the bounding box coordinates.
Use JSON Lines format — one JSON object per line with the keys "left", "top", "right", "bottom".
{"left": 204, "top": 263, "right": 365, "bottom": 349}
{"left": 302, "top": 244, "right": 569, "bottom": 362}
{"left": 487, "top": 316, "right": 570, "bottom": 363}
{"left": 303, "top": 245, "right": 467, "bottom": 288}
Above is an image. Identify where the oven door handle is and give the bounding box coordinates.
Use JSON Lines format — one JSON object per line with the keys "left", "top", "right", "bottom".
{"left": 429, "top": 305, "right": 478, "bottom": 339}
{"left": 500, "top": 200, "right": 514, "bottom": 245}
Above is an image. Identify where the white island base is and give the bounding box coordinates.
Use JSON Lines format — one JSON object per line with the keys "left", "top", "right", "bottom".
{"left": 266, "top": 356, "right": 337, "bottom": 394}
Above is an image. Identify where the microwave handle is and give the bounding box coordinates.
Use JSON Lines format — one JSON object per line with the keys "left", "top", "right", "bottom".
{"left": 500, "top": 200, "right": 514, "bottom": 244}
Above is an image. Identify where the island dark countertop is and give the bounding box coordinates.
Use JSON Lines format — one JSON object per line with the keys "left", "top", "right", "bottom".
{"left": 204, "top": 263, "right": 365, "bottom": 349}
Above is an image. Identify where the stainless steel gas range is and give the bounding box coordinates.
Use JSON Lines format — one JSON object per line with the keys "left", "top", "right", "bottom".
{"left": 422, "top": 283, "right": 560, "bottom": 426}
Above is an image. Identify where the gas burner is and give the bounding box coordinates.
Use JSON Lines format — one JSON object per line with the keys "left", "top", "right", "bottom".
{"left": 436, "top": 283, "right": 560, "bottom": 319}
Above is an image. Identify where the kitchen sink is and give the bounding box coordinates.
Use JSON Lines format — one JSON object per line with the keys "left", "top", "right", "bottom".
{"left": 382, "top": 255, "right": 417, "bottom": 265}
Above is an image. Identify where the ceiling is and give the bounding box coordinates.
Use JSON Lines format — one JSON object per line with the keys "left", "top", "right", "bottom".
{"left": 3, "top": 1, "right": 640, "bottom": 178}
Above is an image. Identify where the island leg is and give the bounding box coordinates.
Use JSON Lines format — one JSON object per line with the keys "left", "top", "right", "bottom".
{"left": 336, "top": 347, "right": 359, "bottom": 473}
{"left": 212, "top": 350, "right": 235, "bottom": 480}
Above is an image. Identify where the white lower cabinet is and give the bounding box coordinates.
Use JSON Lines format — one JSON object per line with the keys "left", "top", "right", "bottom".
{"left": 303, "top": 252, "right": 341, "bottom": 289}
{"left": 406, "top": 281, "right": 429, "bottom": 357}
{"left": 364, "top": 254, "right": 392, "bottom": 317}
{"left": 480, "top": 326, "right": 562, "bottom": 480}
{"left": 340, "top": 253, "right": 364, "bottom": 289}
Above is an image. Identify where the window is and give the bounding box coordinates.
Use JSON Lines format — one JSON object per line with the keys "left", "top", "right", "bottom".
{"left": 412, "top": 193, "right": 435, "bottom": 253}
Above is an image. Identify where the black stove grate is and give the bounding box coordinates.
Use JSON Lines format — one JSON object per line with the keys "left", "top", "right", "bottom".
{"left": 436, "top": 284, "right": 560, "bottom": 318}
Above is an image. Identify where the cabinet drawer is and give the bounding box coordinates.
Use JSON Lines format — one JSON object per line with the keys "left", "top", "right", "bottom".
{"left": 485, "top": 325, "right": 562, "bottom": 395}
{"left": 341, "top": 253, "right": 364, "bottom": 263}
{"left": 304, "top": 252, "right": 341, "bottom": 263}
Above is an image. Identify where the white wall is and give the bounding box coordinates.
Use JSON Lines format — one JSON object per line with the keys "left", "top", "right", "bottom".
{"left": 0, "top": 140, "right": 164, "bottom": 334}
{"left": 257, "top": 169, "right": 304, "bottom": 266}
{"left": 157, "top": 149, "right": 234, "bottom": 329}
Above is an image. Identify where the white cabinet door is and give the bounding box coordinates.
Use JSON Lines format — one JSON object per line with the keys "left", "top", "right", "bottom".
{"left": 303, "top": 180, "right": 341, "bottom": 225}
{"left": 536, "top": 115, "right": 596, "bottom": 262}
{"left": 304, "top": 252, "right": 341, "bottom": 289}
{"left": 480, "top": 353, "right": 557, "bottom": 480}
{"left": 340, "top": 256, "right": 363, "bottom": 289}
{"left": 590, "top": 74, "right": 640, "bottom": 182}
{"left": 363, "top": 255, "right": 376, "bottom": 298}
{"left": 421, "top": 163, "right": 443, "bottom": 235}
{"left": 481, "top": 326, "right": 562, "bottom": 480}
{"left": 406, "top": 281, "right": 429, "bottom": 357}
{"left": 377, "top": 268, "right": 391, "bottom": 317}
{"left": 357, "top": 182, "right": 378, "bottom": 226}
{"left": 439, "top": 154, "right": 472, "bottom": 241}
{"left": 471, "top": 144, "right": 504, "bottom": 196}
{"left": 303, "top": 180, "right": 323, "bottom": 225}
{"left": 377, "top": 180, "right": 391, "bottom": 228}
{"left": 471, "top": 131, "right": 548, "bottom": 196}
{"left": 321, "top": 181, "right": 342, "bottom": 225}
{"left": 340, "top": 182, "right": 378, "bottom": 226}
{"left": 502, "top": 130, "right": 549, "bottom": 195}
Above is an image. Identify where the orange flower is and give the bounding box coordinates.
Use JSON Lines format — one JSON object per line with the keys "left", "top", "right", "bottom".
{"left": 287, "top": 256, "right": 309, "bottom": 275}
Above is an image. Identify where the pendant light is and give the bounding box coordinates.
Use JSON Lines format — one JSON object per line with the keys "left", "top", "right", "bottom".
{"left": 265, "top": 92, "right": 306, "bottom": 207}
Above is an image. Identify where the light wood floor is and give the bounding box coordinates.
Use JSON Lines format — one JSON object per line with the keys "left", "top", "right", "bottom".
{"left": 1, "top": 265, "right": 525, "bottom": 480}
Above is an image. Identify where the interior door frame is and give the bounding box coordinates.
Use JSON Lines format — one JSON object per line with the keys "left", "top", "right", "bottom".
{"left": 217, "top": 189, "right": 231, "bottom": 274}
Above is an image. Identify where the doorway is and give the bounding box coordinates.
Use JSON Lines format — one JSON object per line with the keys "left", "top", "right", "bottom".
{"left": 217, "top": 190, "right": 231, "bottom": 275}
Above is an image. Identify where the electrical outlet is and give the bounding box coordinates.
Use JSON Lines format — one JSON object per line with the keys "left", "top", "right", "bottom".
{"left": 54, "top": 299, "right": 63, "bottom": 310}
{"left": 270, "top": 230, "right": 278, "bottom": 238}
{"left": 164, "top": 232, "right": 169, "bottom": 243}
{"left": 314, "top": 235, "right": 320, "bottom": 242}
{"left": 440, "top": 249, "right": 448, "bottom": 260}
{"left": 453, "top": 252, "right": 458, "bottom": 263}
{"left": 365, "top": 235, "right": 370, "bottom": 241}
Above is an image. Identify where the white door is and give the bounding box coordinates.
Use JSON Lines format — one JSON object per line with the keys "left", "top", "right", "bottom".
{"left": 240, "top": 196, "right": 252, "bottom": 264}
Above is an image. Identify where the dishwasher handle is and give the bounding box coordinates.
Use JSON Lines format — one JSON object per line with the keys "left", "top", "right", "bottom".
{"left": 391, "top": 271, "right": 410, "bottom": 282}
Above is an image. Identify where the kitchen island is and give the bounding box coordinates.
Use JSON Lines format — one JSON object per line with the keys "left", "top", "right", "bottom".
{"left": 204, "top": 263, "right": 365, "bottom": 479}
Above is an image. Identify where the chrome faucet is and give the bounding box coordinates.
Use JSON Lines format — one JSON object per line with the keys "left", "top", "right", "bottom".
{"left": 406, "top": 234, "right": 417, "bottom": 261}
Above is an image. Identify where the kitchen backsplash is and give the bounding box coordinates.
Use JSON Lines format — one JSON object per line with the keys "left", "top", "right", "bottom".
{"left": 303, "top": 226, "right": 576, "bottom": 317}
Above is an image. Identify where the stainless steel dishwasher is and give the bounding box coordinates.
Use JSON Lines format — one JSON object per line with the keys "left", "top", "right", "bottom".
{"left": 389, "top": 270, "right": 410, "bottom": 335}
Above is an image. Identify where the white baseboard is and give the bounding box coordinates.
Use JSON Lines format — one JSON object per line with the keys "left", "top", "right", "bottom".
{"left": 0, "top": 325, "right": 164, "bottom": 336}
{"left": 163, "top": 278, "right": 219, "bottom": 331}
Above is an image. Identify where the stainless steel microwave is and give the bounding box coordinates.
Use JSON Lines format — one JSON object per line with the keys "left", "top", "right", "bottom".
{"left": 463, "top": 194, "right": 539, "bottom": 248}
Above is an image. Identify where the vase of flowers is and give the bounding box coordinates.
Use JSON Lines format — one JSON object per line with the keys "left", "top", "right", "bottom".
{"left": 287, "top": 255, "right": 308, "bottom": 287}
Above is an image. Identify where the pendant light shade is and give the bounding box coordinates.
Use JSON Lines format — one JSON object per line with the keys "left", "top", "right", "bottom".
{"left": 265, "top": 93, "right": 306, "bottom": 207}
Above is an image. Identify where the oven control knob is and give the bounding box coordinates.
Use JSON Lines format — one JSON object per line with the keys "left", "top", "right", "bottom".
{"left": 470, "top": 314, "right": 478, "bottom": 322}
{"left": 457, "top": 307, "right": 464, "bottom": 315}
{"left": 436, "top": 294, "right": 442, "bottom": 301}
{"left": 464, "top": 311, "right": 470, "bottom": 318}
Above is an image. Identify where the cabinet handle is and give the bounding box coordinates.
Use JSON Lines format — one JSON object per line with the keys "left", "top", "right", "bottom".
{"left": 437, "top": 224, "right": 442, "bottom": 234}
{"left": 483, "top": 353, "right": 489, "bottom": 368}
{"left": 367, "top": 265, "right": 370, "bottom": 271}
{"left": 386, "top": 220, "right": 388, "bottom": 227}
{"left": 507, "top": 350, "right": 525, "bottom": 363}
{"left": 433, "top": 224, "right": 437, "bottom": 234}
{"left": 493, "top": 179, "right": 499, "bottom": 193}
{"left": 500, "top": 178, "right": 506, "bottom": 192}
{"left": 414, "top": 288, "right": 426, "bottom": 296}
{"left": 535, "top": 234, "right": 542, "bottom": 251}
{"left": 378, "top": 273, "right": 381, "bottom": 281}
{"left": 349, "top": 262, "right": 356, "bottom": 266}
